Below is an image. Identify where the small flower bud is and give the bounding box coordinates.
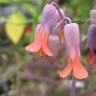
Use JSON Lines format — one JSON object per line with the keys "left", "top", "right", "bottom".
{"left": 42, "top": 4, "right": 57, "bottom": 32}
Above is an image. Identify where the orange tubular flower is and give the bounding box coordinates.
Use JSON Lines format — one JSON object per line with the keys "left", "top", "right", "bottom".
{"left": 58, "top": 23, "right": 88, "bottom": 79}
{"left": 25, "top": 25, "right": 52, "bottom": 56}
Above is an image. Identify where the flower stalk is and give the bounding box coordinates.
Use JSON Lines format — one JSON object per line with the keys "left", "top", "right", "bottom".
{"left": 71, "top": 78, "right": 76, "bottom": 96}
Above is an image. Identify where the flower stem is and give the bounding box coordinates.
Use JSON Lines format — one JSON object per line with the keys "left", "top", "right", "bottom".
{"left": 71, "top": 78, "right": 76, "bottom": 96}
{"left": 51, "top": 2, "right": 63, "bottom": 19}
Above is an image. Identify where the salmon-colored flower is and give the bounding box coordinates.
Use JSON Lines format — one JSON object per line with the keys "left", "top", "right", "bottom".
{"left": 25, "top": 25, "right": 52, "bottom": 56}
{"left": 41, "top": 4, "right": 57, "bottom": 32}
{"left": 58, "top": 23, "right": 88, "bottom": 79}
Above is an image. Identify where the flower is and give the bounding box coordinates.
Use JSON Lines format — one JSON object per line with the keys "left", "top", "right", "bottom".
{"left": 87, "top": 25, "right": 96, "bottom": 64}
{"left": 25, "top": 25, "right": 52, "bottom": 56}
{"left": 58, "top": 23, "right": 88, "bottom": 79}
{"left": 25, "top": 4, "right": 57, "bottom": 56}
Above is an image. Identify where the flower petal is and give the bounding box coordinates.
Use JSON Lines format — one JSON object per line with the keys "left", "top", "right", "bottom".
{"left": 68, "top": 46, "right": 76, "bottom": 60}
{"left": 42, "top": 32, "right": 53, "bottom": 56}
{"left": 34, "top": 24, "right": 41, "bottom": 39}
{"left": 25, "top": 27, "right": 44, "bottom": 52}
{"left": 64, "top": 23, "right": 80, "bottom": 48}
{"left": 42, "top": 4, "right": 57, "bottom": 31}
{"left": 48, "top": 35, "right": 60, "bottom": 57}
{"left": 55, "top": 9, "right": 65, "bottom": 22}
{"left": 73, "top": 54, "right": 88, "bottom": 79}
{"left": 58, "top": 57, "right": 72, "bottom": 78}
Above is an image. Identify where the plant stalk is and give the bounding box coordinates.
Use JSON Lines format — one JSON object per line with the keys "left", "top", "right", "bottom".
{"left": 71, "top": 78, "right": 76, "bottom": 96}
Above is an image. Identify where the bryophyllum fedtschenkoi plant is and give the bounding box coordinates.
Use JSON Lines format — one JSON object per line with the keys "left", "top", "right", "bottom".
{"left": 25, "top": 2, "right": 88, "bottom": 80}
{"left": 87, "top": 9, "right": 96, "bottom": 64}
{"left": 58, "top": 23, "right": 88, "bottom": 79}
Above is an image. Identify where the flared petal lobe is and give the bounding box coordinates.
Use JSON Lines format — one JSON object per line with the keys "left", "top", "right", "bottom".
{"left": 42, "top": 33, "right": 53, "bottom": 56}
{"left": 25, "top": 26, "right": 44, "bottom": 52}
{"left": 73, "top": 54, "right": 88, "bottom": 79}
{"left": 58, "top": 56, "right": 72, "bottom": 78}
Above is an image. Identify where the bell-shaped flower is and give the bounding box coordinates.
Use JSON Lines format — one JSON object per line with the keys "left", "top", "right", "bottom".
{"left": 87, "top": 25, "right": 96, "bottom": 64}
{"left": 58, "top": 23, "right": 88, "bottom": 79}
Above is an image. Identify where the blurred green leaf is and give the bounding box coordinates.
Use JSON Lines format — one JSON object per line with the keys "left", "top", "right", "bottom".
{"left": 5, "top": 11, "right": 27, "bottom": 44}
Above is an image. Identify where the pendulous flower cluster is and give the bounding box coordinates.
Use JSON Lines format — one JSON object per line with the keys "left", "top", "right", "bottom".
{"left": 25, "top": 2, "right": 88, "bottom": 80}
